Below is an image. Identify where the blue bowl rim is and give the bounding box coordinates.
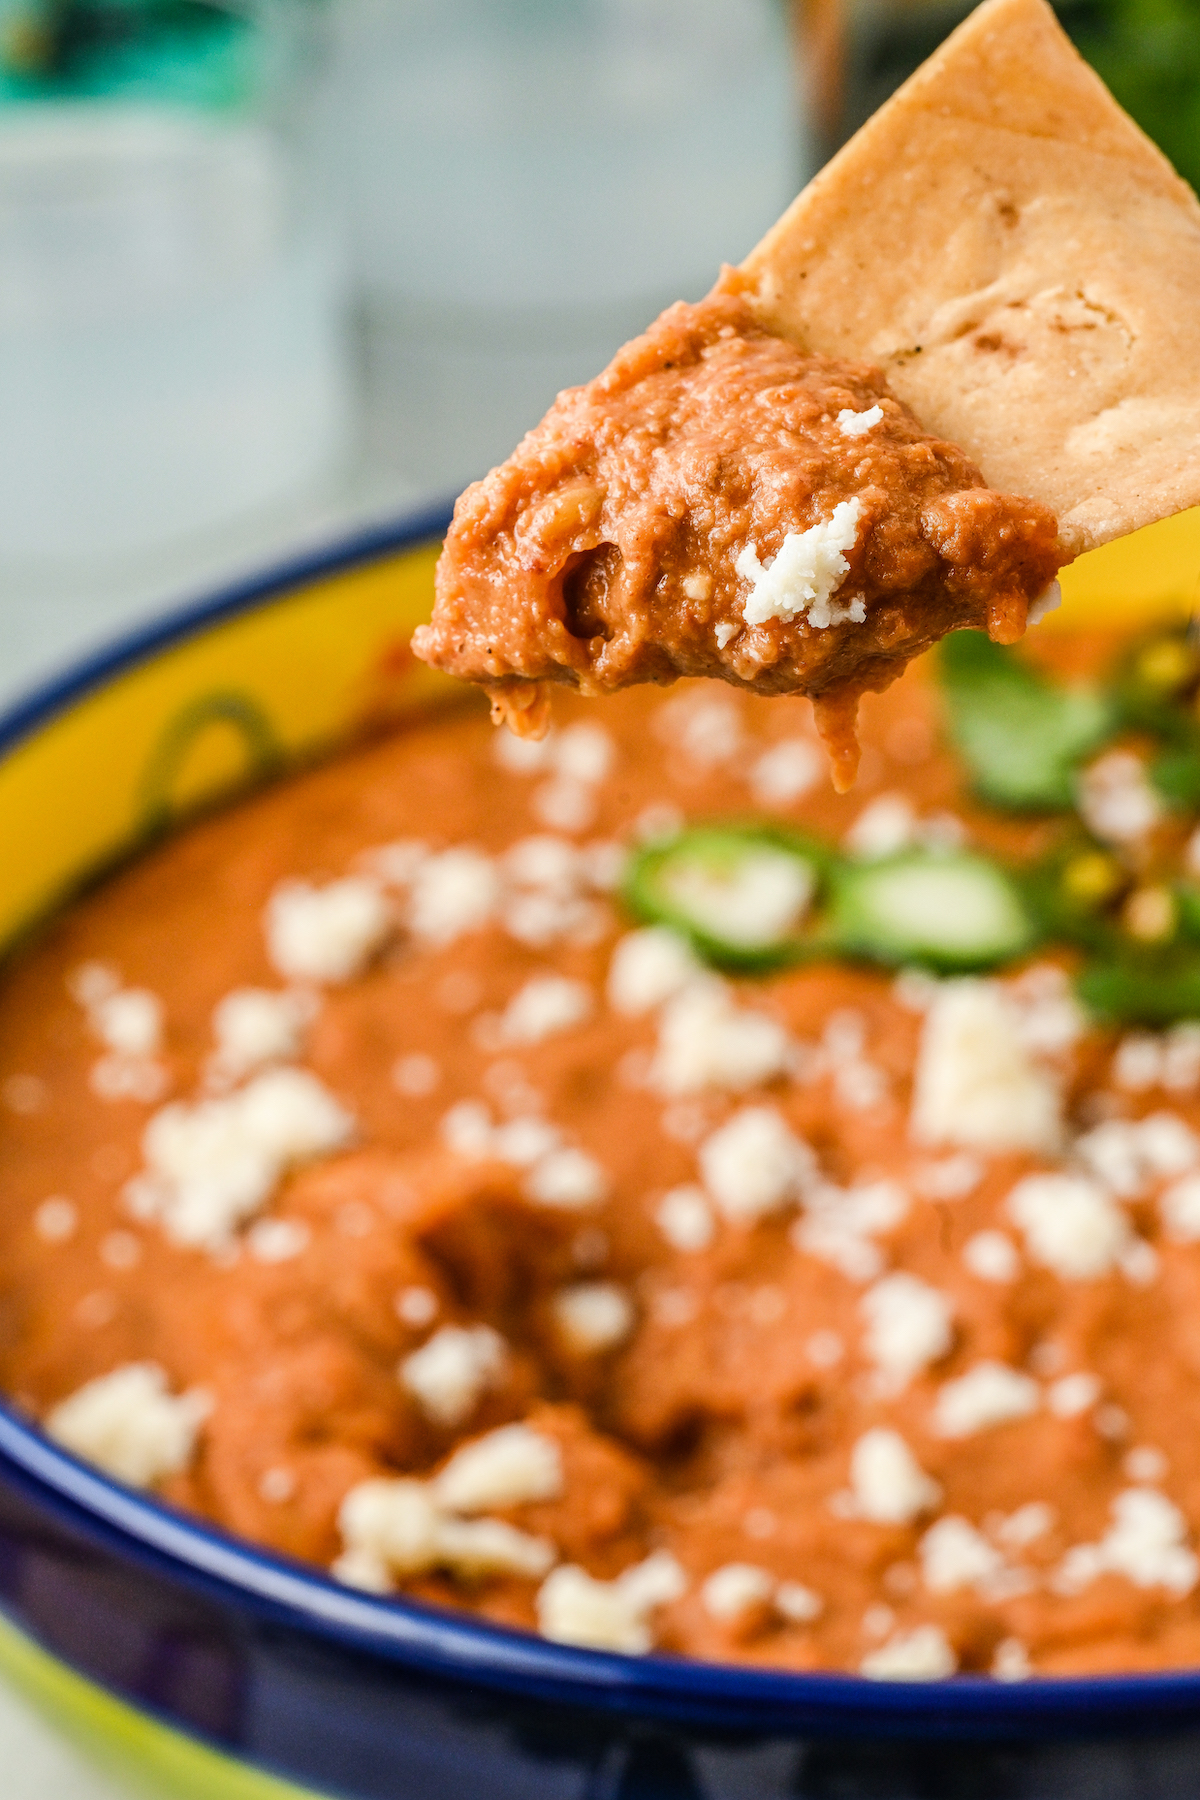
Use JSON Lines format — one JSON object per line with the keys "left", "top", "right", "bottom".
{"left": 4, "top": 501, "right": 1200, "bottom": 1742}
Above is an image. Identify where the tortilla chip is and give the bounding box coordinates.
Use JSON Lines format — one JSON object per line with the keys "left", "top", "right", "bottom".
{"left": 742, "top": 0, "right": 1200, "bottom": 556}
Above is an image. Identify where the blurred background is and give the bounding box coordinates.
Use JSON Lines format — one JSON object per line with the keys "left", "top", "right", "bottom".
{"left": 1, "top": 0, "right": 1198, "bottom": 715}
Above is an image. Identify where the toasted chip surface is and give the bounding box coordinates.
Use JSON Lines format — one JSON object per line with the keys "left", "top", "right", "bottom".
{"left": 743, "top": 0, "right": 1200, "bottom": 555}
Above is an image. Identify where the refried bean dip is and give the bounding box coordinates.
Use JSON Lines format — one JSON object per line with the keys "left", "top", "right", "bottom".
{"left": 10, "top": 623, "right": 1200, "bottom": 1680}
{"left": 414, "top": 287, "right": 1065, "bottom": 792}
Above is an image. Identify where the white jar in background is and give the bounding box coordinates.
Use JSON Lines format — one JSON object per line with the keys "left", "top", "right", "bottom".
{"left": 322, "top": 0, "right": 806, "bottom": 496}
{"left": 0, "top": 94, "right": 349, "bottom": 563}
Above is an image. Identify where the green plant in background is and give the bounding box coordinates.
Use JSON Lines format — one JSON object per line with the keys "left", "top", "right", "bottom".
{"left": 837, "top": 1, "right": 1200, "bottom": 196}
{"left": 938, "top": 629, "right": 1116, "bottom": 811}
{"left": 0, "top": 0, "right": 262, "bottom": 105}
{"left": 1058, "top": 0, "right": 1200, "bottom": 196}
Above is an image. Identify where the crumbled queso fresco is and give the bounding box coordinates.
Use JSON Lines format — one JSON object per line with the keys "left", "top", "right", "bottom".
{"left": 10, "top": 636, "right": 1200, "bottom": 1683}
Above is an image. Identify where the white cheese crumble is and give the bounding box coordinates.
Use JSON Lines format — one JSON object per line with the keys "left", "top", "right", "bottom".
{"left": 1122, "top": 1237, "right": 1161, "bottom": 1286}
{"left": 837, "top": 404, "right": 883, "bottom": 438}
{"left": 336, "top": 1479, "right": 442, "bottom": 1579}
{"left": 504, "top": 846, "right": 575, "bottom": 934}
{"left": 67, "top": 960, "right": 121, "bottom": 1008}
{"left": 997, "top": 1503, "right": 1056, "bottom": 1549}
{"left": 699, "top": 1107, "right": 816, "bottom": 1225}
{"left": 962, "top": 1230, "right": 1020, "bottom": 1283}
{"left": 409, "top": 848, "right": 499, "bottom": 947}
{"left": 910, "top": 980, "right": 1062, "bottom": 1156}
{"left": 438, "top": 1101, "right": 563, "bottom": 1171}
{"left": 776, "top": 1581, "right": 824, "bottom": 1624}
{"left": 100, "top": 1230, "right": 141, "bottom": 1271}
{"left": 500, "top": 834, "right": 613, "bottom": 948}
{"left": 655, "top": 690, "right": 744, "bottom": 767}
{"left": 933, "top": 1362, "right": 1039, "bottom": 1439}
{"left": 1114, "top": 1033, "right": 1163, "bottom": 1093}
{"left": 536, "top": 1551, "right": 687, "bottom": 1654}
{"left": 748, "top": 738, "right": 822, "bottom": 807}
{"left": 1172, "top": 1039, "right": 1200, "bottom": 1120}
{"left": 912, "top": 1154, "right": 984, "bottom": 1201}
{"left": 1076, "top": 750, "right": 1162, "bottom": 846}
{"left": 265, "top": 877, "right": 392, "bottom": 983}
{"left": 1006, "top": 1173, "right": 1130, "bottom": 1281}
{"left": 395, "top": 1285, "right": 439, "bottom": 1328}
{"left": 1007, "top": 963, "right": 1087, "bottom": 1055}
{"left": 807, "top": 1329, "right": 845, "bottom": 1368}
{"left": 246, "top": 1217, "right": 311, "bottom": 1263}
{"left": 552, "top": 1282, "right": 635, "bottom": 1354}
{"left": 655, "top": 1184, "right": 715, "bottom": 1253}
{"left": 993, "top": 1638, "right": 1034, "bottom": 1681}
{"left": 399, "top": 1324, "right": 507, "bottom": 1427}
{"left": 1055, "top": 1489, "right": 1198, "bottom": 1598}
{"left": 848, "top": 1428, "right": 941, "bottom": 1524}
{"left": 2, "top": 1073, "right": 46, "bottom": 1114}
{"left": 845, "top": 794, "right": 916, "bottom": 861}
{"left": 651, "top": 980, "right": 792, "bottom": 1096}
{"left": 533, "top": 777, "right": 596, "bottom": 835}
{"left": 737, "top": 498, "right": 863, "bottom": 630}
{"left": 259, "top": 1466, "right": 296, "bottom": 1504}
{"left": 436, "top": 1515, "right": 559, "bottom": 1580}
{"left": 34, "top": 1196, "right": 78, "bottom": 1243}
{"left": 491, "top": 1117, "right": 562, "bottom": 1168}
{"left": 90, "top": 988, "right": 164, "bottom": 1058}
{"left": 46, "top": 1362, "right": 209, "bottom": 1488}
{"left": 503, "top": 834, "right": 580, "bottom": 891}
{"left": 861, "top": 1624, "right": 956, "bottom": 1681}
{"left": 433, "top": 1423, "right": 563, "bottom": 1513}
{"left": 493, "top": 727, "right": 557, "bottom": 775}
{"left": 335, "top": 1474, "right": 555, "bottom": 1592}
{"left": 606, "top": 928, "right": 699, "bottom": 1016}
{"left": 1047, "top": 1372, "right": 1102, "bottom": 1418}
{"left": 133, "top": 1067, "right": 354, "bottom": 1249}
{"left": 439, "top": 1099, "right": 498, "bottom": 1158}
{"left": 1119, "top": 1024, "right": 1200, "bottom": 1095}
{"left": 89, "top": 1053, "right": 169, "bottom": 1106}
{"left": 359, "top": 838, "right": 428, "bottom": 888}
{"left": 860, "top": 1273, "right": 953, "bottom": 1389}
{"left": 1161, "top": 1174, "right": 1200, "bottom": 1241}
{"left": 500, "top": 975, "right": 593, "bottom": 1046}
{"left": 919, "top": 1516, "right": 1005, "bottom": 1594}
{"left": 526, "top": 1147, "right": 609, "bottom": 1210}
{"left": 701, "top": 1562, "right": 774, "bottom": 1622}
{"left": 1126, "top": 1447, "right": 1170, "bottom": 1483}
{"left": 393, "top": 1052, "right": 440, "bottom": 1097}
{"left": 210, "top": 987, "right": 314, "bottom": 1079}
{"left": 1076, "top": 1111, "right": 1198, "bottom": 1198}
{"left": 793, "top": 1179, "right": 909, "bottom": 1284}
{"left": 554, "top": 722, "right": 616, "bottom": 787}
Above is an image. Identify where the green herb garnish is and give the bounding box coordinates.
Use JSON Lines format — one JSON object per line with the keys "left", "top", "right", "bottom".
{"left": 937, "top": 631, "right": 1115, "bottom": 811}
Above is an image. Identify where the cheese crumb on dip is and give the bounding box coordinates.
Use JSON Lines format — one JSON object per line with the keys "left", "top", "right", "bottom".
{"left": 414, "top": 287, "right": 1063, "bottom": 792}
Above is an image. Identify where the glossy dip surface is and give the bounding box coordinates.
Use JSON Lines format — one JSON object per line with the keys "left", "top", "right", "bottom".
{"left": 5, "top": 513, "right": 1200, "bottom": 1799}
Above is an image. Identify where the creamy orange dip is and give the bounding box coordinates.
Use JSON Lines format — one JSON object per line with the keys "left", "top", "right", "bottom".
{"left": 5, "top": 637, "right": 1200, "bottom": 1681}
{"left": 414, "top": 288, "right": 1066, "bottom": 790}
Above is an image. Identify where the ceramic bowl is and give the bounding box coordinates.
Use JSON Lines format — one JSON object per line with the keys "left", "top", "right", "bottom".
{"left": 4, "top": 503, "right": 1200, "bottom": 1800}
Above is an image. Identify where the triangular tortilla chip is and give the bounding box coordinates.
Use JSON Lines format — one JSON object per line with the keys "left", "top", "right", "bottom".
{"left": 743, "top": 0, "right": 1200, "bottom": 555}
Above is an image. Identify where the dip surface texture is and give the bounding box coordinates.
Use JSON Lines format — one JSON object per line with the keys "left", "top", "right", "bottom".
{"left": 415, "top": 291, "right": 1064, "bottom": 785}
{"left": 6, "top": 650, "right": 1200, "bottom": 1681}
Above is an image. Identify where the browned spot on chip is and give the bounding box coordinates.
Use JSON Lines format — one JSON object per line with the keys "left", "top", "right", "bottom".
{"left": 743, "top": 0, "right": 1200, "bottom": 553}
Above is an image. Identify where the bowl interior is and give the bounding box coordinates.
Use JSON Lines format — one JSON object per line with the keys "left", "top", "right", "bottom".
{"left": 2, "top": 502, "right": 1200, "bottom": 1765}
